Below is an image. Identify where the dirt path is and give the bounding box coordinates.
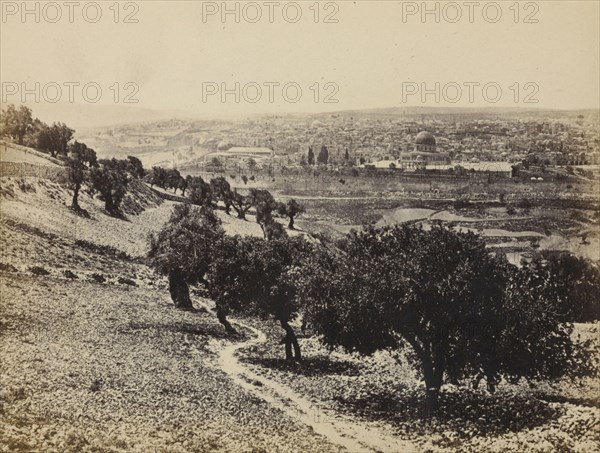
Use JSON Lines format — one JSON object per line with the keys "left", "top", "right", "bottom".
{"left": 207, "top": 314, "right": 419, "bottom": 453}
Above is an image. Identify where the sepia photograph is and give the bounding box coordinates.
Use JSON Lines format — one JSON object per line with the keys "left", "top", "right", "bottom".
{"left": 1, "top": 1, "right": 599, "bottom": 452}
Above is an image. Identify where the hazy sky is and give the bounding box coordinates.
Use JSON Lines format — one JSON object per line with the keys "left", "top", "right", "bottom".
{"left": 1, "top": 1, "right": 599, "bottom": 116}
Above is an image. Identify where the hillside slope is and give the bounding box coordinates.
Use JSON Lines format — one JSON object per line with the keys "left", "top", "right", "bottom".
{"left": 0, "top": 176, "right": 340, "bottom": 452}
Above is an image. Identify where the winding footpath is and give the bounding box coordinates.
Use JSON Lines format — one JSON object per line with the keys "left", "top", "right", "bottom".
{"left": 211, "top": 318, "right": 419, "bottom": 453}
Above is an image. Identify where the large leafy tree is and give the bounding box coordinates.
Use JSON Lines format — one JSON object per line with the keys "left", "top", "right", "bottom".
{"left": 148, "top": 203, "right": 223, "bottom": 310}
{"left": 36, "top": 122, "right": 74, "bottom": 157}
{"left": 495, "top": 263, "right": 595, "bottom": 387}
{"left": 0, "top": 104, "right": 34, "bottom": 145}
{"left": 296, "top": 225, "right": 595, "bottom": 412}
{"left": 249, "top": 189, "right": 277, "bottom": 223}
{"left": 66, "top": 141, "right": 96, "bottom": 210}
{"left": 89, "top": 158, "right": 129, "bottom": 214}
{"left": 246, "top": 188, "right": 289, "bottom": 239}
{"left": 24, "top": 118, "right": 47, "bottom": 149}
{"left": 248, "top": 189, "right": 277, "bottom": 232}
{"left": 277, "top": 199, "right": 305, "bottom": 230}
{"left": 179, "top": 175, "right": 192, "bottom": 196}
{"left": 210, "top": 176, "right": 233, "bottom": 214}
{"left": 126, "top": 156, "right": 145, "bottom": 179}
{"left": 230, "top": 191, "right": 252, "bottom": 220}
{"left": 188, "top": 176, "right": 213, "bottom": 206}
{"left": 167, "top": 168, "right": 182, "bottom": 193}
{"left": 148, "top": 166, "right": 168, "bottom": 189}
{"left": 208, "top": 236, "right": 309, "bottom": 358}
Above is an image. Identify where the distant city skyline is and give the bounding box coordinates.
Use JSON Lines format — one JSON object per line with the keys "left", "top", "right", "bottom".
{"left": 2, "top": 1, "right": 599, "bottom": 117}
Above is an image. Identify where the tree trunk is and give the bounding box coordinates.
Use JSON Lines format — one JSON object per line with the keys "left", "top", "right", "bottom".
{"left": 423, "top": 357, "right": 444, "bottom": 415}
{"left": 216, "top": 306, "right": 237, "bottom": 335}
{"left": 259, "top": 222, "right": 268, "bottom": 240}
{"left": 280, "top": 319, "right": 301, "bottom": 361}
{"left": 288, "top": 216, "right": 295, "bottom": 230}
{"left": 168, "top": 269, "right": 194, "bottom": 310}
{"left": 72, "top": 183, "right": 81, "bottom": 209}
{"left": 104, "top": 196, "right": 114, "bottom": 213}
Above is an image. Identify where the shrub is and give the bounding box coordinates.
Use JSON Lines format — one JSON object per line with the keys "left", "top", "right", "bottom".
{"left": 63, "top": 269, "right": 78, "bottom": 279}
{"left": 29, "top": 266, "right": 50, "bottom": 276}
{"left": 517, "top": 197, "right": 533, "bottom": 209}
{"left": 17, "top": 179, "right": 35, "bottom": 192}
{"left": 118, "top": 276, "right": 137, "bottom": 286}
{"left": 74, "top": 239, "right": 131, "bottom": 260}
{"left": 90, "top": 273, "right": 106, "bottom": 283}
{"left": 453, "top": 198, "right": 471, "bottom": 210}
{"left": 0, "top": 262, "right": 18, "bottom": 273}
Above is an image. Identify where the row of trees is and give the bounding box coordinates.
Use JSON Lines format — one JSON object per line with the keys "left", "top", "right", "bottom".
{"left": 305, "top": 145, "right": 330, "bottom": 166}
{"left": 301, "top": 146, "right": 356, "bottom": 167}
{"left": 146, "top": 165, "right": 306, "bottom": 233}
{"left": 0, "top": 104, "right": 78, "bottom": 159}
{"left": 148, "top": 202, "right": 599, "bottom": 411}
{"left": 0, "top": 104, "right": 126, "bottom": 214}
{"left": 67, "top": 151, "right": 146, "bottom": 215}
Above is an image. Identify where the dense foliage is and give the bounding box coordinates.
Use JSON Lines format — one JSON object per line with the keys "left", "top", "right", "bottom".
{"left": 210, "top": 176, "right": 233, "bottom": 214}
{"left": 90, "top": 159, "right": 130, "bottom": 214}
{"left": 208, "top": 236, "right": 310, "bottom": 357}
{"left": 294, "top": 225, "right": 596, "bottom": 410}
{"left": 148, "top": 203, "right": 224, "bottom": 310}
{"left": 188, "top": 176, "right": 213, "bottom": 206}
{"left": 525, "top": 250, "right": 600, "bottom": 322}
{"left": 0, "top": 104, "right": 33, "bottom": 145}
{"left": 230, "top": 191, "right": 252, "bottom": 219}
{"left": 277, "top": 199, "right": 305, "bottom": 230}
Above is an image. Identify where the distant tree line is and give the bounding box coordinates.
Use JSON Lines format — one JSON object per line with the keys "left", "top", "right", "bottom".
{"left": 0, "top": 104, "right": 148, "bottom": 216}
{"left": 146, "top": 165, "right": 305, "bottom": 233}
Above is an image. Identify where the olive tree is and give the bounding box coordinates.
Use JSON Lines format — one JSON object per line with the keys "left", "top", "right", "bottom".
{"left": 188, "top": 176, "right": 213, "bottom": 206}
{"left": 230, "top": 191, "right": 252, "bottom": 219}
{"left": 208, "top": 236, "right": 309, "bottom": 358}
{"left": 89, "top": 158, "right": 129, "bottom": 214}
{"left": 210, "top": 176, "right": 233, "bottom": 214}
{"left": 525, "top": 250, "right": 600, "bottom": 322}
{"left": 296, "top": 225, "right": 596, "bottom": 412}
{"left": 66, "top": 141, "right": 96, "bottom": 210}
{"left": 148, "top": 203, "right": 223, "bottom": 310}
{"left": 277, "top": 199, "right": 305, "bottom": 230}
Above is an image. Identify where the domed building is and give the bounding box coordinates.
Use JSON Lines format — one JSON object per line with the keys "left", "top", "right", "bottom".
{"left": 399, "top": 131, "right": 450, "bottom": 170}
{"left": 415, "top": 131, "right": 436, "bottom": 151}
